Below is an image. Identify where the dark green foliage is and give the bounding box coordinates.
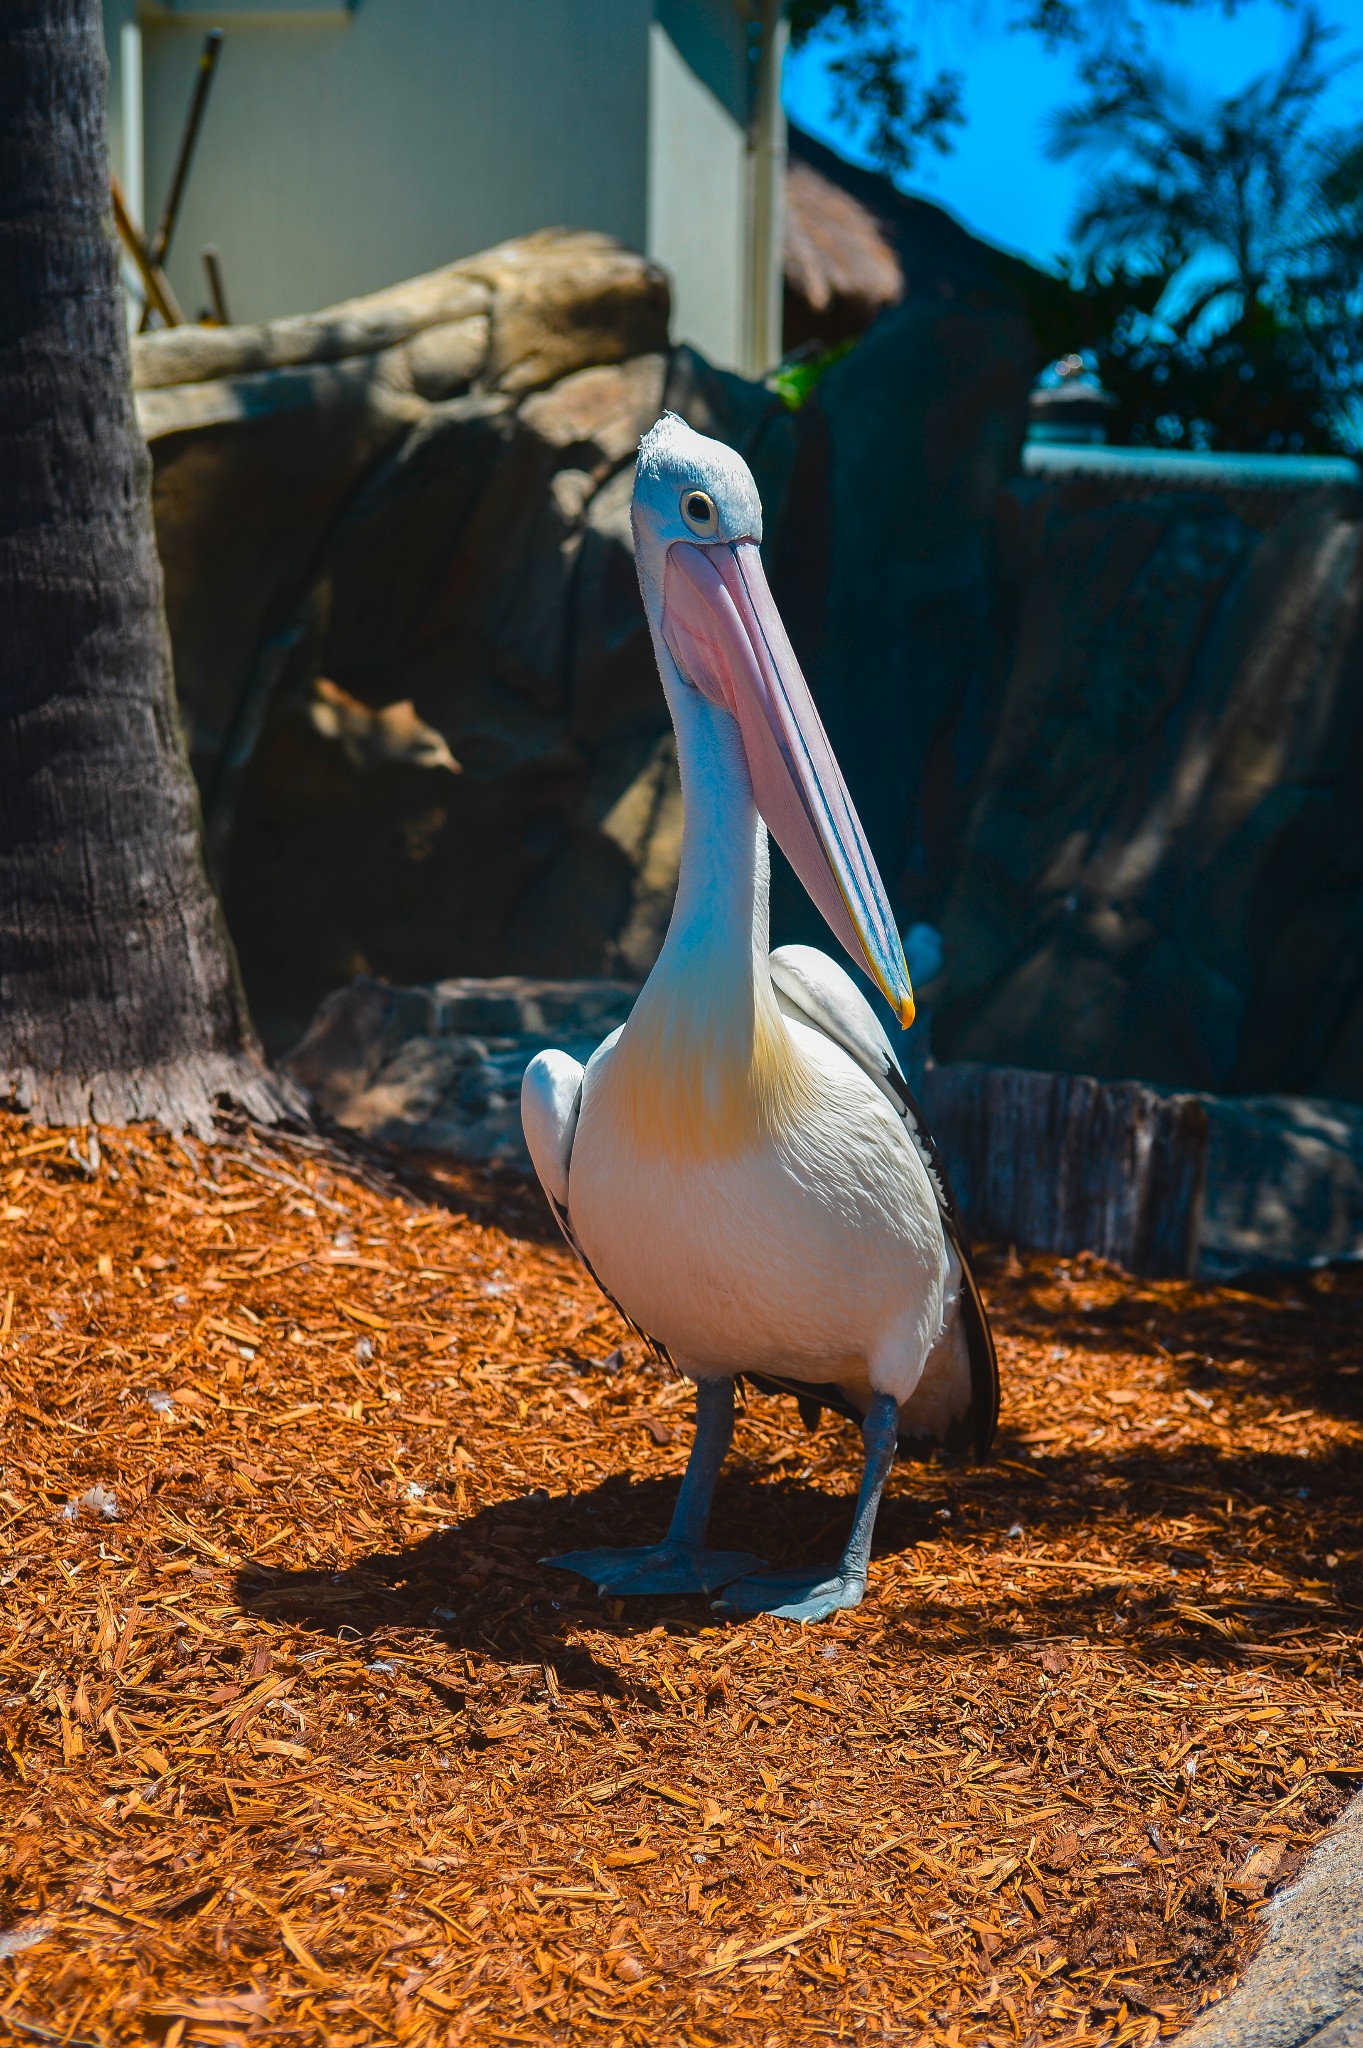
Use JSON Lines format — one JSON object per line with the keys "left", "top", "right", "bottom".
{"left": 1040, "top": 7, "right": 1363, "bottom": 452}
{"left": 997, "top": 256, "right": 1360, "bottom": 453}
{"left": 788, "top": 0, "right": 963, "bottom": 176}
{"left": 789, "top": 0, "right": 1277, "bottom": 179}
{"left": 790, "top": 1, "right": 1363, "bottom": 451}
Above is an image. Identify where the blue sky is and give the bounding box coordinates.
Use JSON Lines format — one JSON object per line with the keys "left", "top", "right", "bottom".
{"left": 783, "top": 0, "right": 1363, "bottom": 272}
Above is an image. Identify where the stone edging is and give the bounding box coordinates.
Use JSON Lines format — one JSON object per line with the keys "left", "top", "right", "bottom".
{"left": 1174, "top": 1792, "right": 1363, "bottom": 2048}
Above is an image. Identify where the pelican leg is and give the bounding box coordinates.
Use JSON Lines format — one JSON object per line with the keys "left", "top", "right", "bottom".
{"left": 543, "top": 1377, "right": 767, "bottom": 1596}
{"left": 715, "top": 1391, "right": 898, "bottom": 1623}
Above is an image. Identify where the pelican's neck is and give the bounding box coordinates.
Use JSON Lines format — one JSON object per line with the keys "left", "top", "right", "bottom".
{"left": 655, "top": 677, "right": 768, "bottom": 990}
{"left": 600, "top": 657, "right": 808, "bottom": 1162}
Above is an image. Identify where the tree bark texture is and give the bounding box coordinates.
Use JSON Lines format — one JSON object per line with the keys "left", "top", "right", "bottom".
{"left": 0, "top": 0, "right": 295, "bottom": 1133}
{"left": 919, "top": 1063, "right": 1209, "bottom": 1278}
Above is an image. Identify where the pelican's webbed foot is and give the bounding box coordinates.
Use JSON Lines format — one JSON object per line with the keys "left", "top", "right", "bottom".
{"left": 714, "top": 1562, "right": 867, "bottom": 1622}
{"left": 545, "top": 1540, "right": 764, "bottom": 1597}
{"left": 714, "top": 1389, "right": 900, "bottom": 1626}
{"left": 542, "top": 1376, "right": 766, "bottom": 1601}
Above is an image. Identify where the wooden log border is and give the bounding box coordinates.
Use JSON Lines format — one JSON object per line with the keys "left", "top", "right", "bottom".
{"left": 919, "top": 1063, "right": 1209, "bottom": 1280}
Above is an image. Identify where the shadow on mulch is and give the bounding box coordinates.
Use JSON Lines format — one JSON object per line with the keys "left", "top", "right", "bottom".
{"left": 978, "top": 1245, "right": 1363, "bottom": 1429}
{"left": 234, "top": 1415, "right": 1360, "bottom": 1685}
{"left": 233, "top": 1467, "right": 900, "bottom": 1694}
{"left": 315, "top": 1125, "right": 565, "bottom": 1246}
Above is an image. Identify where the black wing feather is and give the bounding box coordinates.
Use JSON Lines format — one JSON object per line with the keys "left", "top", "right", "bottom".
{"left": 882, "top": 1061, "right": 999, "bottom": 1460}
{"left": 764, "top": 955, "right": 999, "bottom": 1461}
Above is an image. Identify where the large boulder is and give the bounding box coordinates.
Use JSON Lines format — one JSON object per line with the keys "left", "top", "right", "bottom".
{"left": 802, "top": 280, "right": 1033, "bottom": 939}
{"left": 153, "top": 184, "right": 1363, "bottom": 1114}
{"left": 782, "top": 132, "right": 1363, "bottom": 1108}
{"left": 760, "top": 128, "right": 1044, "bottom": 950}
{"left": 283, "top": 974, "right": 636, "bottom": 1164}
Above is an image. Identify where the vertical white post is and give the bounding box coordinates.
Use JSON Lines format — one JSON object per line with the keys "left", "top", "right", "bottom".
{"left": 120, "top": 22, "right": 144, "bottom": 228}
{"left": 743, "top": 0, "right": 788, "bottom": 380}
{"left": 120, "top": 21, "right": 145, "bottom": 333}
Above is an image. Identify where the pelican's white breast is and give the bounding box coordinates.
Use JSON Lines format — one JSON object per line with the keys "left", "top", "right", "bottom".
{"left": 567, "top": 1008, "right": 950, "bottom": 1407}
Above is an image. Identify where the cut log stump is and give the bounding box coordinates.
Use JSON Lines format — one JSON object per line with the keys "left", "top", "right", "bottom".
{"left": 918, "top": 1062, "right": 1209, "bottom": 1279}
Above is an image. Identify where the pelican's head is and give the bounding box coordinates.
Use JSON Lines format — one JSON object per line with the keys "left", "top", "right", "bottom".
{"left": 631, "top": 413, "right": 915, "bottom": 1029}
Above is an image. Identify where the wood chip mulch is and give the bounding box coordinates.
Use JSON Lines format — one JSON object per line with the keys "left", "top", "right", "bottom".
{"left": 1, "top": 1114, "right": 1360, "bottom": 2048}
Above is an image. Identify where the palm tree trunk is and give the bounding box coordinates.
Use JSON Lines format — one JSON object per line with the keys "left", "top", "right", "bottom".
{"left": 0, "top": 0, "right": 296, "bottom": 1133}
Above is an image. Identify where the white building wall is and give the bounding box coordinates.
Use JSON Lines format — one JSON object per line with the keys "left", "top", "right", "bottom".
{"left": 135, "top": 0, "right": 654, "bottom": 325}
{"left": 107, "top": 1, "right": 781, "bottom": 373}
{"left": 646, "top": 0, "right": 751, "bottom": 370}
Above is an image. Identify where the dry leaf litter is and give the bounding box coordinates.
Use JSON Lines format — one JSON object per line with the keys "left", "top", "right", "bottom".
{"left": 0, "top": 1115, "right": 1359, "bottom": 2048}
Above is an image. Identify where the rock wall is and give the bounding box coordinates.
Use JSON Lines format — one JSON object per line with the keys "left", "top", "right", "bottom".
{"left": 935, "top": 467, "right": 1363, "bottom": 1102}
{"left": 137, "top": 218, "right": 1034, "bottom": 1056}
{"left": 785, "top": 130, "right": 1363, "bottom": 1107}
{"left": 287, "top": 973, "right": 1363, "bottom": 1279}
{"left": 135, "top": 232, "right": 802, "bottom": 1052}
{"left": 137, "top": 207, "right": 1363, "bottom": 1108}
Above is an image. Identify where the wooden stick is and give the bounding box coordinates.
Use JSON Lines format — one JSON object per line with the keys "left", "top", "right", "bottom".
{"left": 138, "top": 29, "right": 224, "bottom": 334}
{"left": 110, "top": 173, "right": 183, "bottom": 328}
{"left": 152, "top": 28, "right": 223, "bottom": 268}
{"left": 202, "top": 244, "right": 230, "bottom": 325}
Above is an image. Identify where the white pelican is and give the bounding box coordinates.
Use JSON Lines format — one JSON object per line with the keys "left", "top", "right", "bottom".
{"left": 522, "top": 414, "right": 997, "bottom": 1623}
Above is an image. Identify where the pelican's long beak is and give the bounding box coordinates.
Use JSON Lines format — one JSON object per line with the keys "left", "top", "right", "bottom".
{"left": 662, "top": 539, "right": 915, "bottom": 1028}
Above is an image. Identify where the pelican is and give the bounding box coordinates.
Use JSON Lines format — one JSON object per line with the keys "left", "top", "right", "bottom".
{"left": 521, "top": 415, "right": 997, "bottom": 1623}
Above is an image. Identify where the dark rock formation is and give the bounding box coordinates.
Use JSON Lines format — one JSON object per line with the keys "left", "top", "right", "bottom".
{"left": 1199, "top": 1090, "right": 1363, "bottom": 1277}
{"left": 768, "top": 133, "right": 1041, "bottom": 951}
{"left": 935, "top": 465, "right": 1363, "bottom": 1103}
{"left": 136, "top": 167, "right": 1363, "bottom": 1111}
{"left": 782, "top": 133, "right": 1363, "bottom": 1108}
{"left": 284, "top": 975, "right": 636, "bottom": 1164}
{"left": 800, "top": 272, "right": 1032, "bottom": 943}
{"left": 136, "top": 208, "right": 1032, "bottom": 1056}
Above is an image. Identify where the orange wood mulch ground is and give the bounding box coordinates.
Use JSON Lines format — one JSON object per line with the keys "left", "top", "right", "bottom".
{"left": 0, "top": 1114, "right": 1360, "bottom": 2048}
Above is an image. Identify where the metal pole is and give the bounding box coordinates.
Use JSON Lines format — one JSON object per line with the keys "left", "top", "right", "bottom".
{"left": 119, "top": 22, "right": 144, "bottom": 232}
{"left": 117, "top": 22, "right": 146, "bottom": 332}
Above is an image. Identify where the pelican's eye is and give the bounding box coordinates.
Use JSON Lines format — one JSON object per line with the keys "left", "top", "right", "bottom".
{"left": 680, "top": 488, "right": 719, "bottom": 537}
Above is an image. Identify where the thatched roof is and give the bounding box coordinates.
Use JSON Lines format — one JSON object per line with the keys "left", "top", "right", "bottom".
{"left": 784, "top": 133, "right": 903, "bottom": 347}
{"left": 783, "top": 127, "right": 1033, "bottom": 354}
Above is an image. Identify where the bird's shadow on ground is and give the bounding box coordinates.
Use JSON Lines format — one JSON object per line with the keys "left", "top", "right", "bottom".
{"left": 976, "top": 1246, "right": 1363, "bottom": 1428}
{"left": 232, "top": 1462, "right": 938, "bottom": 1696}
{"left": 231, "top": 1408, "right": 1360, "bottom": 1696}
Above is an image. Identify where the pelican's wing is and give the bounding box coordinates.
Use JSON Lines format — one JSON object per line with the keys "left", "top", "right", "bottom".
{"left": 521, "top": 1048, "right": 585, "bottom": 1225}
{"left": 520, "top": 1037, "right": 673, "bottom": 1369}
{"left": 767, "top": 944, "right": 999, "bottom": 1458}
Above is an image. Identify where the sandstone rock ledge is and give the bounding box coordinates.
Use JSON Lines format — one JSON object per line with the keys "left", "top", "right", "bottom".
{"left": 283, "top": 975, "right": 636, "bottom": 1165}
